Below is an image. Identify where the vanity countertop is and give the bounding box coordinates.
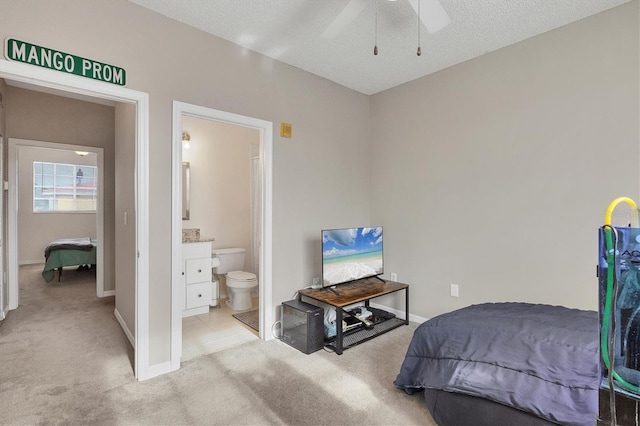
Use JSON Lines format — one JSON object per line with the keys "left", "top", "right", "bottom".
{"left": 182, "top": 237, "right": 215, "bottom": 243}
{"left": 182, "top": 228, "right": 214, "bottom": 243}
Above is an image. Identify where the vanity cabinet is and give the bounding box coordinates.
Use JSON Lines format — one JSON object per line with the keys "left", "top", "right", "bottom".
{"left": 182, "top": 241, "right": 212, "bottom": 317}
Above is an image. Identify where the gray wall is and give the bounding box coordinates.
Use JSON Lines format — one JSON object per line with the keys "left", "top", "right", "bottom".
{"left": 114, "top": 102, "right": 136, "bottom": 336}
{"left": 0, "top": 79, "right": 5, "bottom": 139}
{"left": 5, "top": 86, "right": 116, "bottom": 292}
{"left": 0, "top": 0, "right": 371, "bottom": 366}
{"left": 0, "top": 78, "right": 6, "bottom": 317}
{"left": 370, "top": 1, "right": 640, "bottom": 319}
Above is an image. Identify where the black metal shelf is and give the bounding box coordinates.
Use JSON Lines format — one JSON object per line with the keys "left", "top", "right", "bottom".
{"left": 299, "top": 278, "right": 409, "bottom": 354}
{"left": 325, "top": 317, "right": 406, "bottom": 351}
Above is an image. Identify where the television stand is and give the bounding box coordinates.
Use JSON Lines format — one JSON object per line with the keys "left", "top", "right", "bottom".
{"left": 298, "top": 277, "right": 409, "bottom": 355}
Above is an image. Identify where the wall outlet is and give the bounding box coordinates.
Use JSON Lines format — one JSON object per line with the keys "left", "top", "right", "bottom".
{"left": 450, "top": 284, "right": 459, "bottom": 298}
{"left": 312, "top": 277, "right": 321, "bottom": 289}
{"left": 390, "top": 272, "right": 398, "bottom": 281}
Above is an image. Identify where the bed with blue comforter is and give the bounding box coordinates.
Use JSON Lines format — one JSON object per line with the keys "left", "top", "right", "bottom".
{"left": 394, "top": 302, "right": 599, "bottom": 426}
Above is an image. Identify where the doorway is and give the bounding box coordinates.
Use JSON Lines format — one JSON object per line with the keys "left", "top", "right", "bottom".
{"left": 8, "top": 140, "right": 104, "bottom": 299}
{"left": 170, "top": 101, "right": 273, "bottom": 371}
{"left": 180, "top": 115, "right": 260, "bottom": 360}
{"left": 0, "top": 59, "right": 151, "bottom": 380}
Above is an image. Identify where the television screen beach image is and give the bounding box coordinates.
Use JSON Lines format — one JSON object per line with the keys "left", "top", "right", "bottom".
{"left": 322, "top": 227, "right": 383, "bottom": 286}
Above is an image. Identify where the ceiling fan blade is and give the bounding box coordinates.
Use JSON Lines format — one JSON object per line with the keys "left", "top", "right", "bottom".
{"left": 407, "top": 0, "right": 451, "bottom": 34}
{"left": 321, "top": 0, "right": 369, "bottom": 39}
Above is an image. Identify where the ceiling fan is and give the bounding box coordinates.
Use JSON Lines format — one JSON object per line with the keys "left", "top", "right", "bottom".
{"left": 321, "top": 0, "right": 451, "bottom": 39}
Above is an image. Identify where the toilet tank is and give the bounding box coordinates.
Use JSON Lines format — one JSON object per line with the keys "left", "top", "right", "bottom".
{"left": 212, "top": 248, "right": 246, "bottom": 274}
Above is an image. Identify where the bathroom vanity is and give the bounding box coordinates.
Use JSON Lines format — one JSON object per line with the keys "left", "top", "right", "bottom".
{"left": 182, "top": 239, "right": 214, "bottom": 317}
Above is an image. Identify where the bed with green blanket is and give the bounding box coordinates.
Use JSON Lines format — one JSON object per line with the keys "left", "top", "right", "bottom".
{"left": 42, "top": 237, "right": 97, "bottom": 283}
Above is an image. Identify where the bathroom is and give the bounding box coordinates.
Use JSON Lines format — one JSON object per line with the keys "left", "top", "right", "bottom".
{"left": 181, "top": 115, "right": 261, "bottom": 360}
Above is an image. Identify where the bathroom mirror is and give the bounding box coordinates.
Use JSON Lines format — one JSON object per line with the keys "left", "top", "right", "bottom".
{"left": 182, "top": 162, "right": 190, "bottom": 220}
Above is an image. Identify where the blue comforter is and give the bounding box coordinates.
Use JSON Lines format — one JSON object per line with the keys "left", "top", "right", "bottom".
{"left": 394, "top": 302, "right": 599, "bottom": 426}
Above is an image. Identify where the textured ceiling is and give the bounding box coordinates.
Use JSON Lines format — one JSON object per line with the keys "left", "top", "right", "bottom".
{"left": 129, "top": 0, "right": 630, "bottom": 95}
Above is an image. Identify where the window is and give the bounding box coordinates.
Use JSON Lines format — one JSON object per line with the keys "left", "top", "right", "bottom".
{"left": 33, "top": 161, "right": 97, "bottom": 212}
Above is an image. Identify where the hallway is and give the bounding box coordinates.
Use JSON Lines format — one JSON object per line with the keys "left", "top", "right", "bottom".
{"left": 0, "top": 264, "right": 134, "bottom": 422}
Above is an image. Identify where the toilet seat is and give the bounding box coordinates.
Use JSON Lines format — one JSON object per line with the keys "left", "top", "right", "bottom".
{"left": 227, "top": 271, "right": 256, "bottom": 281}
{"left": 225, "top": 270, "right": 257, "bottom": 311}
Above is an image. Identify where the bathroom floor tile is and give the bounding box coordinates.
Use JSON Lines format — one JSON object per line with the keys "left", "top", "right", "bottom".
{"left": 181, "top": 298, "right": 259, "bottom": 363}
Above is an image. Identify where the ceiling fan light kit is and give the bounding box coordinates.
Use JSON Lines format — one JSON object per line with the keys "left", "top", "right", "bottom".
{"left": 322, "top": 0, "right": 450, "bottom": 57}
{"left": 320, "top": 0, "right": 368, "bottom": 39}
{"left": 416, "top": 0, "right": 422, "bottom": 56}
{"left": 374, "top": 10, "right": 379, "bottom": 55}
{"left": 408, "top": 0, "right": 451, "bottom": 34}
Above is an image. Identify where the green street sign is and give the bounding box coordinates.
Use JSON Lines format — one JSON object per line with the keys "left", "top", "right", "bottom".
{"left": 5, "top": 38, "right": 126, "bottom": 86}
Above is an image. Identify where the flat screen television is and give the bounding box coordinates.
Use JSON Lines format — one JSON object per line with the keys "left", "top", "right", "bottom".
{"left": 322, "top": 226, "right": 384, "bottom": 287}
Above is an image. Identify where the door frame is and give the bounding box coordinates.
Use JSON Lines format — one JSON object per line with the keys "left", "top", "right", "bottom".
{"left": 170, "top": 101, "right": 273, "bottom": 371}
{"left": 0, "top": 59, "right": 151, "bottom": 380}
{"left": 8, "top": 139, "right": 105, "bottom": 296}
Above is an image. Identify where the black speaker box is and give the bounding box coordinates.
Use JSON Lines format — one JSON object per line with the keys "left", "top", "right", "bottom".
{"left": 282, "top": 299, "right": 324, "bottom": 354}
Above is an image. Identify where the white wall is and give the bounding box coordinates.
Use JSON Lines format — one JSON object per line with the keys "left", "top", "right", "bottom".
{"left": 182, "top": 117, "right": 256, "bottom": 256}
{"left": 17, "top": 146, "right": 97, "bottom": 263}
{"left": 370, "top": 1, "right": 640, "bottom": 319}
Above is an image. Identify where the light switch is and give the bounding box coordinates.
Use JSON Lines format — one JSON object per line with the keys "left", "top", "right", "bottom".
{"left": 450, "top": 284, "right": 459, "bottom": 298}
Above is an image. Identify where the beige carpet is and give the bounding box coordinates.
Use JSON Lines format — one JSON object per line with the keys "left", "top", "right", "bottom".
{"left": 0, "top": 264, "right": 435, "bottom": 425}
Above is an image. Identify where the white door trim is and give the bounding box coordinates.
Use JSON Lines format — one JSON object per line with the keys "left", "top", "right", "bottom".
{"left": 170, "top": 101, "right": 273, "bottom": 371}
{"left": 7, "top": 139, "right": 105, "bottom": 297}
{"left": 0, "top": 59, "right": 150, "bottom": 380}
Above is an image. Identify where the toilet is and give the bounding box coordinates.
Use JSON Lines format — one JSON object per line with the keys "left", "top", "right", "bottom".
{"left": 211, "top": 248, "right": 258, "bottom": 311}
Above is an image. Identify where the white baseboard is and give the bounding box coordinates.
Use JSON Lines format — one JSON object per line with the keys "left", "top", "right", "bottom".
{"left": 101, "top": 290, "right": 115, "bottom": 297}
{"left": 18, "top": 260, "right": 44, "bottom": 265}
{"left": 114, "top": 307, "right": 135, "bottom": 348}
{"left": 146, "top": 361, "right": 172, "bottom": 380}
{"left": 0, "top": 298, "right": 6, "bottom": 320}
{"left": 370, "top": 302, "right": 428, "bottom": 324}
{"left": 408, "top": 312, "right": 429, "bottom": 324}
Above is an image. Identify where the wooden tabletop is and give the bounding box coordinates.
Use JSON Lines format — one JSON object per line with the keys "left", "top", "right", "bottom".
{"left": 298, "top": 277, "right": 408, "bottom": 307}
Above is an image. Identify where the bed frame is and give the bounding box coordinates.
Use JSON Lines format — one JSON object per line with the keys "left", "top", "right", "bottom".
{"left": 394, "top": 302, "right": 599, "bottom": 425}
{"left": 42, "top": 242, "right": 96, "bottom": 283}
{"left": 424, "top": 389, "right": 556, "bottom": 426}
